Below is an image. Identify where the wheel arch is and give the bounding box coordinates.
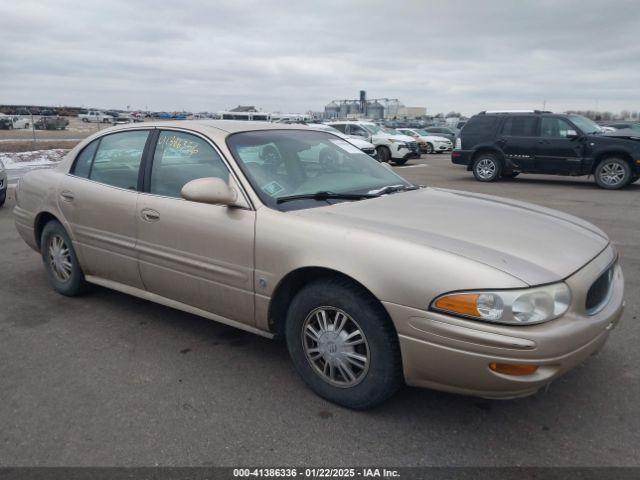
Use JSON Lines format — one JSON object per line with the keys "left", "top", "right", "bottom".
{"left": 267, "top": 266, "right": 397, "bottom": 340}
{"left": 468, "top": 146, "right": 504, "bottom": 171}
{"left": 591, "top": 150, "right": 634, "bottom": 173}
{"left": 34, "top": 211, "right": 62, "bottom": 250}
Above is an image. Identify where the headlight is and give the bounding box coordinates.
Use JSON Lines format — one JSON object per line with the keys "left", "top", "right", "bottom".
{"left": 431, "top": 283, "right": 571, "bottom": 325}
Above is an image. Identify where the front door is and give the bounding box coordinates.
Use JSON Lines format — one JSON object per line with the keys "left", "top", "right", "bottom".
{"left": 535, "top": 117, "right": 584, "bottom": 174}
{"left": 135, "top": 130, "right": 256, "bottom": 326}
{"left": 58, "top": 129, "right": 150, "bottom": 288}
{"left": 496, "top": 115, "right": 538, "bottom": 172}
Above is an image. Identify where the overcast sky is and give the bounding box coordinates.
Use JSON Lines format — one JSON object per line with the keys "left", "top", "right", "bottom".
{"left": 1, "top": 0, "right": 638, "bottom": 116}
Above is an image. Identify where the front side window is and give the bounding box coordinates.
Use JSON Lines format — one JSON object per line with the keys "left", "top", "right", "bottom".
{"left": 348, "top": 124, "right": 369, "bottom": 137}
{"left": 227, "top": 130, "right": 411, "bottom": 210}
{"left": 501, "top": 116, "right": 537, "bottom": 137}
{"left": 330, "top": 124, "right": 347, "bottom": 133}
{"left": 541, "top": 118, "right": 574, "bottom": 138}
{"left": 150, "top": 131, "right": 229, "bottom": 198}
{"left": 89, "top": 130, "right": 149, "bottom": 190}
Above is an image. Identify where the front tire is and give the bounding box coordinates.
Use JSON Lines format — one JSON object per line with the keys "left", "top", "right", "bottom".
{"left": 285, "top": 279, "right": 403, "bottom": 409}
{"left": 594, "top": 158, "right": 632, "bottom": 189}
{"left": 376, "top": 146, "right": 391, "bottom": 163}
{"left": 41, "top": 220, "right": 87, "bottom": 296}
{"left": 472, "top": 154, "right": 502, "bottom": 182}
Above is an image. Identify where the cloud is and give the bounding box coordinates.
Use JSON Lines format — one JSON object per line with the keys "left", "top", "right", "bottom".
{"left": 1, "top": 0, "right": 638, "bottom": 115}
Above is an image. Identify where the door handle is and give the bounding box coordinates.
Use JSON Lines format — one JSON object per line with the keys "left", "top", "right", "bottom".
{"left": 60, "top": 191, "right": 74, "bottom": 201}
{"left": 141, "top": 208, "right": 160, "bottom": 222}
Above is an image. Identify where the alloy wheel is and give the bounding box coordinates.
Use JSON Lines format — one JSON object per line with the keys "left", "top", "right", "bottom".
{"left": 476, "top": 158, "right": 496, "bottom": 179}
{"left": 301, "top": 306, "right": 370, "bottom": 388}
{"left": 599, "top": 162, "right": 626, "bottom": 187}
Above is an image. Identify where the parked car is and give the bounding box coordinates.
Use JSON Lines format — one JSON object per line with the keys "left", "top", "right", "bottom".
{"left": 14, "top": 121, "right": 625, "bottom": 408}
{"left": 39, "top": 109, "right": 56, "bottom": 116}
{"left": 327, "top": 121, "right": 419, "bottom": 164}
{"left": 106, "top": 111, "right": 134, "bottom": 124}
{"left": 34, "top": 116, "right": 69, "bottom": 130}
{"left": 422, "top": 126, "right": 457, "bottom": 144}
{"left": 8, "top": 115, "right": 30, "bottom": 129}
{"left": 452, "top": 110, "right": 640, "bottom": 189}
{"left": 0, "top": 115, "right": 15, "bottom": 130}
{"left": 396, "top": 128, "right": 452, "bottom": 154}
{"left": 0, "top": 159, "right": 6, "bottom": 207}
{"left": 306, "top": 123, "right": 378, "bottom": 159}
{"left": 603, "top": 122, "right": 640, "bottom": 132}
{"left": 78, "top": 110, "right": 114, "bottom": 123}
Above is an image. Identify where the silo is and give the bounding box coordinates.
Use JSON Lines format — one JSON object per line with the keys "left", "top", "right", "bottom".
{"left": 347, "top": 102, "right": 360, "bottom": 115}
{"left": 339, "top": 102, "right": 349, "bottom": 118}
{"left": 367, "top": 101, "right": 384, "bottom": 120}
{"left": 324, "top": 102, "right": 340, "bottom": 119}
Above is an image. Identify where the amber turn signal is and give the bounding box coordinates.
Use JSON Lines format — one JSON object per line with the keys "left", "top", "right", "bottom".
{"left": 433, "top": 294, "right": 480, "bottom": 317}
{"left": 489, "top": 362, "right": 539, "bottom": 376}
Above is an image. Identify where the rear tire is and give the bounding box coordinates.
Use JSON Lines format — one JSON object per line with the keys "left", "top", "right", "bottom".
{"left": 376, "top": 146, "right": 391, "bottom": 163}
{"left": 594, "top": 158, "right": 632, "bottom": 189}
{"left": 285, "top": 279, "right": 403, "bottom": 409}
{"left": 425, "top": 143, "right": 434, "bottom": 154}
{"left": 472, "top": 153, "right": 502, "bottom": 182}
{"left": 40, "top": 220, "right": 87, "bottom": 296}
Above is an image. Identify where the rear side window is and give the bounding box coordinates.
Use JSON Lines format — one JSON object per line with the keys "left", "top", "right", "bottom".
{"left": 150, "top": 131, "right": 229, "bottom": 198}
{"left": 501, "top": 116, "right": 537, "bottom": 137}
{"left": 462, "top": 116, "right": 498, "bottom": 136}
{"left": 331, "top": 124, "right": 347, "bottom": 133}
{"left": 89, "top": 130, "right": 149, "bottom": 190}
{"left": 72, "top": 140, "right": 99, "bottom": 178}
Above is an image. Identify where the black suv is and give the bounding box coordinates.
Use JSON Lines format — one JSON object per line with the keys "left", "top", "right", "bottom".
{"left": 452, "top": 111, "right": 640, "bottom": 189}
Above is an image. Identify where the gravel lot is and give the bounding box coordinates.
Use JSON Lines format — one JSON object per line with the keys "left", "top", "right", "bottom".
{"left": 0, "top": 154, "right": 638, "bottom": 466}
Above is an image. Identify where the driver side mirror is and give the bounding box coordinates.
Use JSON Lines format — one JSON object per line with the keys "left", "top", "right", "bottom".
{"left": 181, "top": 177, "right": 239, "bottom": 206}
{"left": 566, "top": 129, "right": 580, "bottom": 139}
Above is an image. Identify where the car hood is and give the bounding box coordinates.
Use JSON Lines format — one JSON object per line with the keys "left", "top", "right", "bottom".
{"left": 343, "top": 136, "right": 375, "bottom": 149}
{"left": 602, "top": 129, "right": 640, "bottom": 141}
{"left": 294, "top": 188, "right": 609, "bottom": 286}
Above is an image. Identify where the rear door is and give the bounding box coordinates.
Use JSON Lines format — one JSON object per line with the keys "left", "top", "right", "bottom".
{"left": 58, "top": 129, "right": 151, "bottom": 288}
{"left": 496, "top": 115, "right": 538, "bottom": 172}
{"left": 535, "top": 116, "right": 584, "bottom": 174}
{"left": 135, "top": 129, "right": 256, "bottom": 326}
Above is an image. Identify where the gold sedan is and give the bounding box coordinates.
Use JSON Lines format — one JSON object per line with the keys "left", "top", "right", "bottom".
{"left": 14, "top": 121, "right": 624, "bottom": 408}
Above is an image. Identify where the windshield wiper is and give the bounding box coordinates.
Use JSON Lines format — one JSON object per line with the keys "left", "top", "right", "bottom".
{"left": 367, "top": 184, "right": 420, "bottom": 195}
{"left": 276, "top": 191, "right": 378, "bottom": 204}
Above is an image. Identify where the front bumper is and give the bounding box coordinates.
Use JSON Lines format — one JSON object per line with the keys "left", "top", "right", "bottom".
{"left": 384, "top": 246, "right": 624, "bottom": 398}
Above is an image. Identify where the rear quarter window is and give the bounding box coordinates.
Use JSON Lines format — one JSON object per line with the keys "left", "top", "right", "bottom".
{"left": 462, "top": 116, "right": 499, "bottom": 136}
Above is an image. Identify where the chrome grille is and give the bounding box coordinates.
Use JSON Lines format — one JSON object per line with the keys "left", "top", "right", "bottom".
{"left": 585, "top": 265, "right": 614, "bottom": 315}
{"left": 407, "top": 141, "right": 419, "bottom": 153}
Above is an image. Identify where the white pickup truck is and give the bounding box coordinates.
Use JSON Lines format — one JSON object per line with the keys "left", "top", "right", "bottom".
{"left": 78, "top": 110, "right": 114, "bottom": 123}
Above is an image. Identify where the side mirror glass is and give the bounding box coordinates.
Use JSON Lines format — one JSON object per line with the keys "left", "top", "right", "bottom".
{"left": 181, "top": 177, "right": 237, "bottom": 206}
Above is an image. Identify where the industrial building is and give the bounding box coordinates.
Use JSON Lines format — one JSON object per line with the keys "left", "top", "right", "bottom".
{"left": 323, "top": 91, "right": 424, "bottom": 120}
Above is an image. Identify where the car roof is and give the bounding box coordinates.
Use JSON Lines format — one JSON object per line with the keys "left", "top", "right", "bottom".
{"left": 105, "top": 119, "right": 312, "bottom": 135}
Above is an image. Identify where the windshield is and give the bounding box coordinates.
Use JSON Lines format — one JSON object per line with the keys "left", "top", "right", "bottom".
{"left": 227, "top": 130, "right": 412, "bottom": 210}
{"left": 414, "top": 129, "right": 430, "bottom": 136}
{"left": 568, "top": 115, "right": 601, "bottom": 134}
{"left": 361, "top": 124, "right": 382, "bottom": 134}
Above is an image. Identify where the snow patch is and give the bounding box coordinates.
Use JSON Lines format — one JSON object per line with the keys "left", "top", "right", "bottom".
{"left": 0, "top": 149, "right": 68, "bottom": 169}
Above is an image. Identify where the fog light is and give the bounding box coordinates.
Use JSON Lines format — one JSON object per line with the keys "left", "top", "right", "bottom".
{"left": 489, "top": 363, "right": 539, "bottom": 376}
